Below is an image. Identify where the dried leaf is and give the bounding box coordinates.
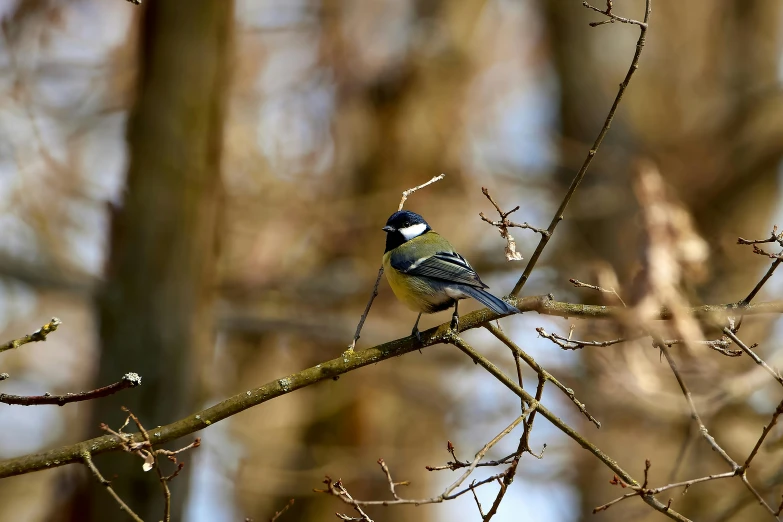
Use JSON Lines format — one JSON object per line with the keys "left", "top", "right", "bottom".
{"left": 503, "top": 232, "right": 524, "bottom": 261}
{"left": 141, "top": 451, "right": 155, "bottom": 472}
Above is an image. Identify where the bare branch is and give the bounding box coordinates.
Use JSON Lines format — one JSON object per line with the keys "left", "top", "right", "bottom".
{"left": 751, "top": 245, "right": 783, "bottom": 261}
{"left": 482, "top": 377, "right": 546, "bottom": 522}
{"left": 488, "top": 324, "right": 601, "bottom": 428}
{"left": 583, "top": 1, "right": 648, "bottom": 27}
{"left": 447, "top": 333, "right": 690, "bottom": 521}
{"left": 2, "top": 295, "right": 783, "bottom": 481}
{"left": 737, "top": 227, "right": 783, "bottom": 304}
{"left": 723, "top": 328, "right": 783, "bottom": 387}
{"left": 346, "top": 267, "right": 384, "bottom": 352}
{"left": 510, "top": 0, "right": 651, "bottom": 296}
{"left": 269, "top": 499, "right": 295, "bottom": 522}
{"left": 100, "top": 408, "right": 199, "bottom": 522}
{"left": 0, "top": 373, "right": 141, "bottom": 406}
{"left": 658, "top": 342, "right": 738, "bottom": 468}
{"left": 536, "top": 327, "right": 741, "bottom": 356}
{"left": 479, "top": 187, "right": 546, "bottom": 261}
{"left": 536, "top": 327, "right": 625, "bottom": 351}
{"left": 0, "top": 317, "right": 62, "bottom": 354}
{"left": 82, "top": 452, "right": 144, "bottom": 522}
{"left": 321, "top": 479, "right": 374, "bottom": 521}
{"left": 377, "top": 459, "right": 408, "bottom": 500}
{"left": 737, "top": 226, "right": 783, "bottom": 248}
{"left": 569, "top": 278, "right": 626, "bottom": 306}
{"left": 594, "top": 466, "right": 737, "bottom": 514}
{"left": 658, "top": 342, "right": 780, "bottom": 519}
{"left": 397, "top": 174, "right": 446, "bottom": 211}
{"left": 469, "top": 480, "right": 485, "bottom": 518}
{"left": 743, "top": 398, "right": 783, "bottom": 472}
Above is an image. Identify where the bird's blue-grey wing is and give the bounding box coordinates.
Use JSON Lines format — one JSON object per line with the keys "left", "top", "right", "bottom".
{"left": 390, "top": 250, "right": 489, "bottom": 289}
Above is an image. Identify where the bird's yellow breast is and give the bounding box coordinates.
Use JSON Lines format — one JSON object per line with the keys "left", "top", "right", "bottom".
{"left": 383, "top": 250, "right": 451, "bottom": 313}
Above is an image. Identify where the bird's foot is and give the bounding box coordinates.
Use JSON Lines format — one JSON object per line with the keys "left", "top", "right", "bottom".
{"left": 411, "top": 327, "right": 423, "bottom": 344}
{"left": 450, "top": 314, "right": 459, "bottom": 332}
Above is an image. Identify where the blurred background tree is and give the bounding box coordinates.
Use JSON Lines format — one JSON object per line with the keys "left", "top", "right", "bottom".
{"left": 0, "top": 1, "right": 781, "bottom": 522}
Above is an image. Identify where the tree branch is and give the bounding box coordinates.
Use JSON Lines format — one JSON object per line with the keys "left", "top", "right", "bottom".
{"left": 486, "top": 323, "right": 600, "bottom": 427}
{"left": 0, "top": 317, "right": 62, "bottom": 354}
{"left": 1, "top": 296, "right": 782, "bottom": 479}
{"left": 82, "top": 452, "right": 144, "bottom": 522}
{"left": 510, "top": 0, "right": 651, "bottom": 296}
{"left": 445, "top": 333, "right": 691, "bottom": 522}
{"left": 0, "top": 373, "right": 141, "bottom": 406}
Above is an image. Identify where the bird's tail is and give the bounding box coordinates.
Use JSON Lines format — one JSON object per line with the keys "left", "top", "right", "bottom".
{"left": 460, "top": 286, "right": 520, "bottom": 316}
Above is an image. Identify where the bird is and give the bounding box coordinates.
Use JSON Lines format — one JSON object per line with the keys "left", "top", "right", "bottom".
{"left": 381, "top": 210, "right": 519, "bottom": 341}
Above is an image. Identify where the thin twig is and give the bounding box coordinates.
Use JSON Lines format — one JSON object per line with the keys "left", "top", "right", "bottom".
{"left": 397, "top": 174, "right": 445, "bottom": 211}
{"left": 82, "top": 452, "right": 144, "bottom": 522}
{"left": 510, "top": 0, "right": 651, "bottom": 296}
{"left": 269, "top": 499, "right": 295, "bottom": 522}
{"left": 479, "top": 187, "right": 546, "bottom": 261}
{"left": 0, "top": 317, "right": 62, "bottom": 353}
{"left": 742, "top": 257, "right": 782, "bottom": 305}
{"left": 723, "top": 328, "right": 783, "bottom": 387}
{"left": 522, "top": 375, "right": 546, "bottom": 458}
{"left": 742, "top": 398, "right": 783, "bottom": 472}
{"left": 101, "top": 408, "right": 199, "bottom": 522}
{"left": 446, "top": 333, "right": 690, "bottom": 522}
{"left": 346, "top": 267, "right": 384, "bottom": 352}
{"left": 482, "top": 376, "right": 547, "bottom": 522}
{"left": 649, "top": 472, "right": 736, "bottom": 495}
{"left": 319, "top": 411, "right": 531, "bottom": 509}
{"left": 658, "top": 342, "right": 738, "bottom": 468}
{"left": 377, "top": 459, "right": 408, "bottom": 500}
{"left": 569, "top": 278, "right": 627, "bottom": 306}
{"left": 738, "top": 227, "right": 783, "bottom": 304}
{"left": 737, "top": 226, "right": 783, "bottom": 247}
{"left": 469, "top": 481, "right": 485, "bottom": 518}
{"left": 751, "top": 246, "right": 783, "bottom": 260}
{"left": 658, "top": 342, "right": 780, "bottom": 519}
{"left": 329, "top": 479, "right": 374, "bottom": 521}
{"left": 488, "top": 323, "right": 601, "bottom": 428}
{"left": 442, "top": 411, "right": 530, "bottom": 499}
{"left": 594, "top": 470, "right": 737, "bottom": 514}
{"left": 479, "top": 214, "right": 548, "bottom": 236}
{"left": 122, "top": 409, "right": 172, "bottom": 521}
{"left": 536, "top": 327, "right": 625, "bottom": 350}
{"left": 536, "top": 327, "right": 741, "bottom": 356}
{"left": 583, "top": 1, "right": 648, "bottom": 27}
{"left": 426, "top": 451, "right": 521, "bottom": 472}
{"left": 0, "top": 373, "right": 141, "bottom": 406}
{"left": 593, "top": 492, "right": 638, "bottom": 513}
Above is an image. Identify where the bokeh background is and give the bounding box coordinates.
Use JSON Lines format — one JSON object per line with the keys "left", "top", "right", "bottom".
{"left": 1, "top": 1, "right": 783, "bottom": 521}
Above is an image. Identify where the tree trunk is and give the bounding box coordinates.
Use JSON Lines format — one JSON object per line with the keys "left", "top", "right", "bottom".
{"left": 71, "top": 2, "right": 233, "bottom": 521}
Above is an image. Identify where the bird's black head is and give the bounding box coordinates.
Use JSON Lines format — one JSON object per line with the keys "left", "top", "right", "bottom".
{"left": 382, "top": 210, "right": 431, "bottom": 252}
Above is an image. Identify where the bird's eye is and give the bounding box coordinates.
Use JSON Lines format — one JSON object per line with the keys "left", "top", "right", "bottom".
{"left": 404, "top": 222, "right": 410, "bottom": 227}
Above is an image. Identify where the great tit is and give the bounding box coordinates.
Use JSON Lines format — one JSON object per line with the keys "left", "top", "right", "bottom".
{"left": 382, "top": 210, "right": 519, "bottom": 341}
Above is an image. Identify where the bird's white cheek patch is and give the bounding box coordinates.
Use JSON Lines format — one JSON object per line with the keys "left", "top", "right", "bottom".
{"left": 399, "top": 223, "right": 428, "bottom": 239}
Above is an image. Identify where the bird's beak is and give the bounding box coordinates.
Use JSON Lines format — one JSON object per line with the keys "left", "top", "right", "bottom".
{"left": 382, "top": 226, "right": 395, "bottom": 233}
